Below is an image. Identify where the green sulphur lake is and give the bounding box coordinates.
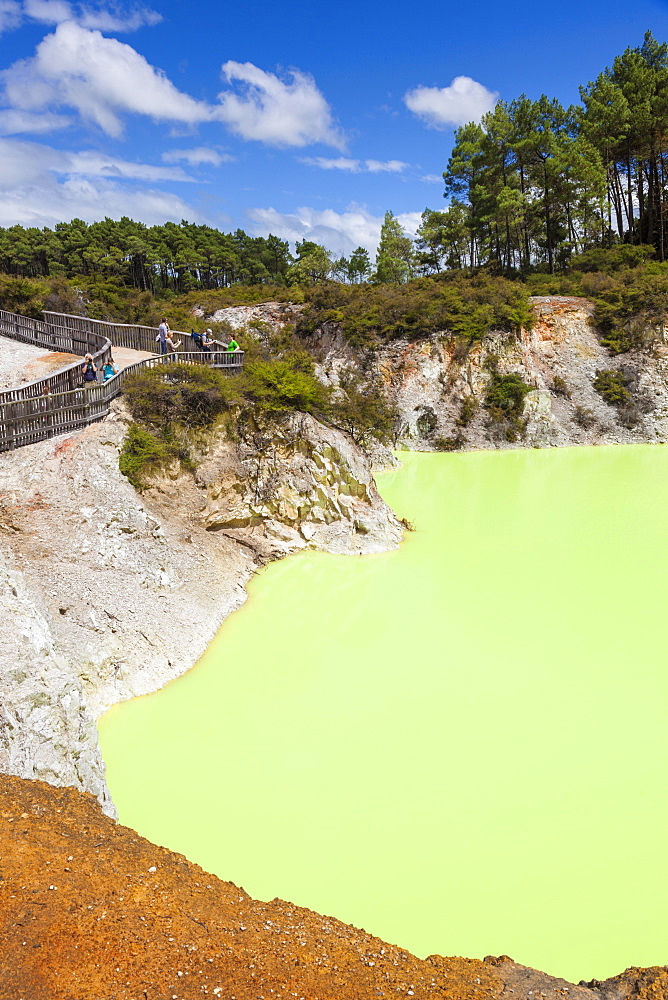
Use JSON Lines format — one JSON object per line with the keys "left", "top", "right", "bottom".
{"left": 98, "top": 446, "right": 668, "bottom": 983}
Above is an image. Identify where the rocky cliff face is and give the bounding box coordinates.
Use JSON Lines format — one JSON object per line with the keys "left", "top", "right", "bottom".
{"left": 207, "top": 297, "right": 668, "bottom": 451}
{"left": 315, "top": 296, "right": 668, "bottom": 450}
{"left": 0, "top": 400, "right": 401, "bottom": 814}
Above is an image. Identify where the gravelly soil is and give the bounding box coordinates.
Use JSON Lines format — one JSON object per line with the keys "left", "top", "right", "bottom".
{"left": 2, "top": 774, "right": 666, "bottom": 1000}
{"left": 0, "top": 338, "right": 80, "bottom": 390}
{"left": 0, "top": 336, "right": 155, "bottom": 394}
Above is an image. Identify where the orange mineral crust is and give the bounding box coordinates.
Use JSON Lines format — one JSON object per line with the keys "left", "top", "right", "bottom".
{"left": 0, "top": 773, "right": 666, "bottom": 1000}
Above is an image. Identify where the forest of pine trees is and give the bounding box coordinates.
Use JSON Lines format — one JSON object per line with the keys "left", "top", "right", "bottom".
{"left": 415, "top": 31, "right": 668, "bottom": 275}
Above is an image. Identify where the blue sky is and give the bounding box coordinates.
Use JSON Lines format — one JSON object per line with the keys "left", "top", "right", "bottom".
{"left": 1, "top": 0, "right": 668, "bottom": 256}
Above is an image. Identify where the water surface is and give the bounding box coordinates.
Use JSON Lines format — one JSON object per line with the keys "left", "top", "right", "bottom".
{"left": 99, "top": 446, "right": 668, "bottom": 982}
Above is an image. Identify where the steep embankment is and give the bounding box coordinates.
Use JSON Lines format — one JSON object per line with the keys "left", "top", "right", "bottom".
{"left": 0, "top": 399, "right": 401, "bottom": 813}
{"left": 354, "top": 296, "right": 668, "bottom": 449}
{"left": 3, "top": 772, "right": 667, "bottom": 1000}
{"left": 210, "top": 296, "right": 668, "bottom": 449}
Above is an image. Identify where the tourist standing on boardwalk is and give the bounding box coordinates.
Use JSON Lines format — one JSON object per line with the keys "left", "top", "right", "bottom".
{"left": 226, "top": 336, "right": 240, "bottom": 353}
{"left": 102, "top": 358, "right": 118, "bottom": 382}
{"left": 191, "top": 328, "right": 204, "bottom": 350}
{"left": 201, "top": 329, "right": 213, "bottom": 354}
{"left": 165, "top": 334, "right": 182, "bottom": 353}
{"left": 157, "top": 318, "right": 169, "bottom": 355}
{"left": 81, "top": 354, "right": 97, "bottom": 385}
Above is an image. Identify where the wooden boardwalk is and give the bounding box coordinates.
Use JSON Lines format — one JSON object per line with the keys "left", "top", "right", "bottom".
{"left": 0, "top": 309, "right": 244, "bottom": 452}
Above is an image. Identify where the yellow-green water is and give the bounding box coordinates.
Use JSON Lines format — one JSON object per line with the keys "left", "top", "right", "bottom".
{"left": 98, "top": 447, "right": 668, "bottom": 983}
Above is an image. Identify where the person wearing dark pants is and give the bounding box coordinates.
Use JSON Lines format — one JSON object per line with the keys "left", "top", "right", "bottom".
{"left": 157, "top": 318, "right": 169, "bottom": 355}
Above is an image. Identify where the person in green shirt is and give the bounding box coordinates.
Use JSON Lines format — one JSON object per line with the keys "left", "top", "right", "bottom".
{"left": 226, "top": 337, "right": 240, "bottom": 352}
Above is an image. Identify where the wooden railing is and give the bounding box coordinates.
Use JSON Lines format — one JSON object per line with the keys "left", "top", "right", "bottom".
{"left": 0, "top": 308, "right": 113, "bottom": 403}
{"left": 0, "top": 308, "right": 244, "bottom": 452}
{"left": 42, "top": 311, "right": 210, "bottom": 356}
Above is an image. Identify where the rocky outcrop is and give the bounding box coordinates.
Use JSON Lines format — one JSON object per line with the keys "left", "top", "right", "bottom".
{"left": 177, "top": 409, "right": 402, "bottom": 557}
{"left": 205, "top": 300, "right": 303, "bottom": 337}
{"left": 3, "top": 773, "right": 666, "bottom": 1000}
{"left": 0, "top": 399, "right": 401, "bottom": 813}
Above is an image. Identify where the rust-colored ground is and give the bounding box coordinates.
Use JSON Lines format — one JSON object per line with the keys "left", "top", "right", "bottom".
{"left": 1, "top": 774, "right": 666, "bottom": 1000}
{"left": 0, "top": 775, "right": 502, "bottom": 1000}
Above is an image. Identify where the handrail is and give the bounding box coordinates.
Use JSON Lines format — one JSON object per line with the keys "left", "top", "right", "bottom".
{"left": 0, "top": 307, "right": 244, "bottom": 452}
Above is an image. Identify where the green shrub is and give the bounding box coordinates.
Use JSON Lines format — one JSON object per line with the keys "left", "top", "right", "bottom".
{"left": 590, "top": 268, "right": 668, "bottom": 352}
{"left": 484, "top": 372, "right": 532, "bottom": 442}
{"left": 593, "top": 369, "right": 632, "bottom": 407}
{"left": 119, "top": 424, "right": 176, "bottom": 489}
{"left": 329, "top": 368, "right": 400, "bottom": 446}
{"left": 123, "top": 363, "right": 243, "bottom": 428}
{"left": 434, "top": 434, "right": 464, "bottom": 451}
{"left": 569, "top": 245, "right": 656, "bottom": 273}
{"left": 484, "top": 373, "right": 532, "bottom": 417}
{"left": 0, "top": 274, "right": 49, "bottom": 317}
{"left": 552, "top": 375, "right": 571, "bottom": 398}
{"left": 574, "top": 406, "right": 596, "bottom": 429}
{"left": 456, "top": 396, "right": 478, "bottom": 427}
{"left": 241, "top": 358, "right": 330, "bottom": 415}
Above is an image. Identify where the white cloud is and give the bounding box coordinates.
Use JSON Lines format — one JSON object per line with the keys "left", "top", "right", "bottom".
{"left": 421, "top": 173, "right": 444, "bottom": 184}
{"left": 299, "top": 156, "right": 409, "bottom": 174}
{"left": 0, "top": 175, "right": 202, "bottom": 228}
{"left": 300, "top": 156, "right": 360, "bottom": 171}
{"left": 217, "top": 61, "right": 344, "bottom": 149}
{"left": 404, "top": 76, "right": 498, "bottom": 128}
{"left": 1, "top": 27, "right": 339, "bottom": 151}
{"left": 23, "top": 0, "right": 72, "bottom": 23}
{"left": 248, "top": 204, "right": 422, "bottom": 257}
{"left": 66, "top": 149, "right": 193, "bottom": 182}
{"left": 21, "top": 0, "right": 161, "bottom": 31}
{"left": 0, "top": 136, "right": 203, "bottom": 226}
{"left": 364, "top": 159, "right": 408, "bottom": 173}
{"left": 2, "top": 21, "right": 211, "bottom": 136}
{"left": 0, "top": 108, "right": 71, "bottom": 133}
{"left": 78, "top": 5, "right": 161, "bottom": 31}
{"left": 162, "top": 146, "right": 233, "bottom": 166}
{"left": 0, "top": 136, "right": 195, "bottom": 188}
{"left": 0, "top": 0, "right": 22, "bottom": 34}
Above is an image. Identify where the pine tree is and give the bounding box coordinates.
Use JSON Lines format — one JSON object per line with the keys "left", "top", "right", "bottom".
{"left": 374, "top": 212, "right": 414, "bottom": 283}
{"left": 347, "top": 246, "right": 371, "bottom": 282}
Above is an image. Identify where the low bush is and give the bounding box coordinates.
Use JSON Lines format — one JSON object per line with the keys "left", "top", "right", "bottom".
{"left": 434, "top": 434, "right": 464, "bottom": 451}
{"left": 118, "top": 424, "right": 178, "bottom": 489}
{"left": 241, "top": 359, "right": 330, "bottom": 415}
{"left": 120, "top": 358, "right": 333, "bottom": 488}
{"left": 329, "top": 368, "right": 400, "bottom": 446}
{"left": 484, "top": 372, "right": 532, "bottom": 418}
{"left": 123, "top": 363, "right": 244, "bottom": 428}
{"left": 569, "top": 245, "right": 656, "bottom": 273}
{"left": 456, "top": 396, "right": 478, "bottom": 426}
{"left": 484, "top": 372, "right": 532, "bottom": 442}
{"left": 574, "top": 406, "right": 596, "bottom": 429}
{"left": 528, "top": 256, "right": 668, "bottom": 354}
{"left": 552, "top": 375, "right": 571, "bottom": 398}
{"left": 593, "top": 369, "right": 633, "bottom": 407}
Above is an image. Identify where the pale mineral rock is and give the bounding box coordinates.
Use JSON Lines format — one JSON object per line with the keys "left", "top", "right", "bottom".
{"left": 0, "top": 397, "right": 401, "bottom": 815}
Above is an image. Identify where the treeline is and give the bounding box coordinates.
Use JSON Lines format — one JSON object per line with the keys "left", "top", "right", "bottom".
{"left": 0, "top": 218, "right": 293, "bottom": 291}
{"left": 0, "top": 216, "right": 377, "bottom": 293}
{"left": 417, "top": 30, "right": 668, "bottom": 275}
